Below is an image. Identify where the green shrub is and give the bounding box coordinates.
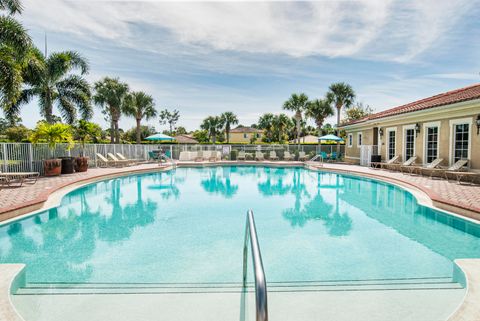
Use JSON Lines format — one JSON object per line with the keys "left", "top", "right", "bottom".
{"left": 230, "top": 150, "right": 238, "bottom": 160}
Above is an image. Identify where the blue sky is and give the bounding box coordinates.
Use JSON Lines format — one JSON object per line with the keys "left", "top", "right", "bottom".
{"left": 9, "top": 0, "right": 480, "bottom": 132}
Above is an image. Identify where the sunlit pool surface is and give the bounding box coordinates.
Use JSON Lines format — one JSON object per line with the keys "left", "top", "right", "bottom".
{"left": 1, "top": 166, "right": 480, "bottom": 283}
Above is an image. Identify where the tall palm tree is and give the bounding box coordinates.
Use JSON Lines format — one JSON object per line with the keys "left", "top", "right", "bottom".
{"left": 273, "top": 113, "right": 292, "bottom": 143}
{"left": 0, "top": 0, "right": 44, "bottom": 120}
{"left": 258, "top": 113, "right": 276, "bottom": 143}
{"left": 201, "top": 116, "right": 223, "bottom": 144}
{"left": 306, "top": 98, "right": 334, "bottom": 145}
{"left": 326, "top": 83, "right": 355, "bottom": 157}
{"left": 283, "top": 93, "right": 309, "bottom": 148}
{"left": 220, "top": 111, "right": 238, "bottom": 144}
{"left": 11, "top": 51, "right": 92, "bottom": 124}
{"left": 93, "top": 77, "right": 129, "bottom": 144}
{"left": 123, "top": 91, "right": 156, "bottom": 144}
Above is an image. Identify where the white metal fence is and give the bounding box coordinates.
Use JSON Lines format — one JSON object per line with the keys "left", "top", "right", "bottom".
{"left": 0, "top": 143, "right": 345, "bottom": 175}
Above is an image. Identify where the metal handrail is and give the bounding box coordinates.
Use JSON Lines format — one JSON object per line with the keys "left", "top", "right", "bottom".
{"left": 243, "top": 210, "right": 268, "bottom": 321}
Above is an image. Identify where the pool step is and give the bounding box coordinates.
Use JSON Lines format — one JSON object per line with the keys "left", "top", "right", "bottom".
{"left": 15, "top": 277, "right": 462, "bottom": 295}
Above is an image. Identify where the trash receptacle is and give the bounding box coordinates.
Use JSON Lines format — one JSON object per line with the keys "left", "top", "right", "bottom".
{"left": 370, "top": 155, "right": 381, "bottom": 168}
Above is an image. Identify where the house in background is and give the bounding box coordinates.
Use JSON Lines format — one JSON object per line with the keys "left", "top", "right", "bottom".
{"left": 289, "top": 134, "right": 319, "bottom": 144}
{"left": 341, "top": 84, "right": 480, "bottom": 170}
{"left": 229, "top": 127, "right": 264, "bottom": 143}
{"left": 174, "top": 134, "right": 199, "bottom": 144}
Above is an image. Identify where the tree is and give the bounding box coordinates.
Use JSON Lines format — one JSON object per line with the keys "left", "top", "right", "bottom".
{"left": 321, "top": 123, "right": 335, "bottom": 135}
{"left": 4, "top": 124, "right": 29, "bottom": 141}
{"left": 220, "top": 112, "right": 238, "bottom": 144}
{"left": 306, "top": 98, "right": 334, "bottom": 144}
{"left": 258, "top": 113, "right": 275, "bottom": 143}
{"left": 175, "top": 126, "right": 187, "bottom": 135}
{"left": 124, "top": 125, "right": 155, "bottom": 143}
{"left": 343, "top": 102, "right": 373, "bottom": 124}
{"left": 283, "top": 93, "right": 309, "bottom": 147}
{"left": 93, "top": 77, "right": 129, "bottom": 144}
{"left": 192, "top": 130, "right": 209, "bottom": 143}
{"left": 326, "top": 82, "right": 355, "bottom": 156}
{"left": 159, "top": 109, "right": 180, "bottom": 135}
{"left": 9, "top": 51, "right": 92, "bottom": 125}
{"left": 74, "top": 120, "right": 101, "bottom": 155}
{"left": 273, "top": 113, "right": 292, "bottom": 143}
{"left": 30, "top": 122, "right": 74, "bottom": 157}
{"left": 200, "top": 116, "right": 223, "bottom": 144}
{"left": 123, "top": 91, "right": 156, "bottom": 144}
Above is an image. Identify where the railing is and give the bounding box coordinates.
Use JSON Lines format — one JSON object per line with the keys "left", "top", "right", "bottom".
{"left": 243, "top": 209, "right": 268, "bottom": 321}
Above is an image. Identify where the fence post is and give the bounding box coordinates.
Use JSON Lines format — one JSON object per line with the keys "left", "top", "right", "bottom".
{"left": 2, "top": 143, "right": 8, "bottom": 172}
{"left": 28, "top": 143, "right": 33, "bottom": 172}
{"left": 94, "top": 144, "right": 98, "bottom": 167}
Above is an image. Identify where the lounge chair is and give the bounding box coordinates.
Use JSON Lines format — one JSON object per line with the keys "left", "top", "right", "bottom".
{"left": 202, "top": 151, "right": 212, "bottom": 161}
{"left": 255, "top": 151, "right": 265, "bottom": 161}
{"left": 96, "top": 153, "right": 117, "bottom": 167}
{"left": 283, "top": 151, "right": 293, "bottom": 161}
{"left": 407, "top": 158, "right": 443, "bottom": 175}
{"left": 269, "top": 151, "right": 279, "bottom": 161}
{"left": 107, "top": 153, "right": 130, "bottom": 167}
{"left": 148, "top": 151, "right": 160, "bottom": 162}
{"left": 208, "top": 151, "right": 221, "bottom": 162}
{"left": 399, "top": 156, "right": 418, "bottom": 173}
{"left": 371, "top": 155, "right": 400, "bottom": 169}
{"left": 179, "top": 151, "right": 190, "bottom": 161}
{"left": 0, "top": 170, "right": 39, "bottom": 187}
{"left": 298, "top": 151, "right": 307, "bottom": 161}
{"left": 237, "top": 151, "right": 246, "bottom": 161}
{"left": 421, "top": 159, "right": 469, "bottom": 180}
{"left": 320, "top": 151, "right": 328, "bottom": 162}
{"left": 116, "top": 153, "right": 138, "bottom": 165}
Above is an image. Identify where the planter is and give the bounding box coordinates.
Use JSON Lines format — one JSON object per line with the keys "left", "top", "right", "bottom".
{"left": 44, "top": 159, "right": 62, "bottom": 177}
{"left": 74, "top": 156, "right": 89, "bottom": 172}
{"left": 60, "top": 157, "right": 75, "bottom": 174}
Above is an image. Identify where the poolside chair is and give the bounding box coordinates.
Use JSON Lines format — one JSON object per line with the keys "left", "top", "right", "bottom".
{"left": 178, "top": 151, "right": 190, "bottom": 161}
{"left": 407, "top": 158, "right": 444, "bottom": 175}
{"left": 329, "top": 152, "right": 338, "bottom": 162}
{"left": 388, "top": 156, "right": 417, "bottom": 172}
{"left": 283, "top": 151, "right": 294, "bottom": 161}
{"left": 237, "top": 151, "right": 246, "bottom": 161}
{"left": 106, "top": 153, "right": 130, "bottom": 167}
{"left": 0, "top": 170, "right": 39, "bottom": 187}
{"left": 399, "top": 156, "right": 419, "bottom": 173}
{"left": 298, "top": 151, "right": 307, "bottom": 161}
{"left": 320, "top": 151, "right": 328, "bottom": 162}
{"left": 255, "top": 151, "right": 265, "bottom": 161}
{"left": 371, "top": 155, "right": 400, "bottom": 169}
{"left": 208, "top": 151, "right": 221, "bottom": 162}
{"left": 269, "top": 151, "right": 279, "bottom": 161}
{"left": 421, "top": 159, "right": 469, "bottom": 180}
{"left": 116, "top": 153, "right": 139, "bottom": 165}
{"left": 96, "top": 153, "right": 117, "bottom": 167}
{"left": 202, "top": 151, "right": 212, "bottom": 161}
{"left": 194, "top": 151, "right": 204, "bottom": 162}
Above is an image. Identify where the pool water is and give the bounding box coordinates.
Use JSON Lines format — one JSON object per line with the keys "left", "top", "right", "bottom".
{"left": 1, "top": 166, "right": 479, "bottom": 284}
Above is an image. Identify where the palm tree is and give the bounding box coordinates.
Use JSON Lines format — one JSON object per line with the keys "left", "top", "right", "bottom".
{"left": 123, "top": 91, "right": 156, "bottom": 144}
{"left": 0, "top": 0, "right": 44, "bottom": 120}
{"left": 283, "top": 93, "right": 309, "bottom": 148}
{"left": 11, "top": 51, "right": 92, "bottom": 124}
{"left": 93, "top": 77, "right": 129, "bottom": 144}
{"left": 306, "top": 98, "right": 334, "bottom": 145}
{"left": 220, "top": 111, "right": 238, "bottom": 143}
{"left": 273, "top": 113, "right": 292, "bottom": 143}
{"left": 258, "top": 113, "right": 275, "bottom": 143}
{"left": 201, "top": 116, "right": 223, "bottom": 144}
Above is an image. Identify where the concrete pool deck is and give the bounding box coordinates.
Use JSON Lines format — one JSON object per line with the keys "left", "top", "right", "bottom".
{"left": 1, "top": 161, "right": 479, "bottom": 223}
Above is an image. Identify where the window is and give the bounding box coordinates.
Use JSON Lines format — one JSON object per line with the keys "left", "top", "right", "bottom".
{"left": 256, "top": 133, "right": 260, "bottom": 138}
{"left": 243, "top": 133, "right": 248, "bottom": 139}
{"left": 357, "top": 133, "right": 362, "bottom": 147}
{"left": 347, "top": 134, "right": 353, "bottom": 147}
{"left": 425, "top": 126, "right": 438, "bottom": 163}
{"left": 404, "top": 128, "right": 415, "bottom": 159}
{"left": 388, "top": 130, "right": 395, "bottom": 160}
{"left": 454, "top": 123, "right": 469, "bottom": 162}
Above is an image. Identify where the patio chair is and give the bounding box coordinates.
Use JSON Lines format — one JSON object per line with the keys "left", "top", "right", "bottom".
{"left": 269, "top": 151, "right": 279, "bottom": 161}
{"left": 298, "top": 151, "right": 307, "bottom": 161}
{"left": 96, "top": 153, "right": 117, "bottom": 167}
{"left": 148, "top": 151, "right": 160, "bottom": 162}
{"left": 0, "top": 170, "right": 39, "bottom": 187}
{"left": 421, "top": 159, "right": 469, "bottom": 180}
{"left": 237, "top": 151, "right": 246, "bottom": 161}
{"left": 203, "top": 151, "right": 212, "bottom": 161}
{"left": 388, "top": 156, "right": 417, "bottom": 172}
{"left": 329, "top": 152, "right": 338, "bottom": 162}
{"left": 407, "top": 158, "right": 443, "bottom": 175}
{"left": 255, "top": 151, "right": 265, "bottom": 161}
{"left": 399, "top": 156, "right": 419, "bottom": 173}
{"left": 194, "top": 151, "right": 204, "bottom": 162}
{"left": 208, "top": 151, "right": 221, "bottom": 162}
{"left": 371, "top": 155, "right": 400, "bottom": 169}
{"left": 116, "top": 153, "right": 139, "bottom": 165}
{"left": 283, "top": 151, "right": 293, "bottom": 161}
{"left": 320, "top": 151, "right": 328, "bottom": 162}
{"left": 178, "top": 151, "right": 190, "bottom": 161}
{"left": 107, "top": 153, "right": 130, "bottom": 167}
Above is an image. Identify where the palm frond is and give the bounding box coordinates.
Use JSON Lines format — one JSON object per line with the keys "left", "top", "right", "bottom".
{"left": 0, "top": 0, "right": 23, "bottom": 14}
{"left": 0, "top": 16, "right": 30, "bottom": 52}
{"left": 57, "top": 75, "right": 92, "bottom": 121}
{"left": 58, "top": 96, "right": 77, "bottom": 124}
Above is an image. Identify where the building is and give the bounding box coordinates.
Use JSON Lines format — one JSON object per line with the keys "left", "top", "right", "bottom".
{"left": 229, "top": 127, "right": 264, "bottom": 143}
{"left": 341, "top": 84, "right": 480, "bottom": 170}
{"left": 289, "top": 135, "right": 319, "bottom": 144}
{"left": 174, "top": 134, "right": 198, "bottom": 144}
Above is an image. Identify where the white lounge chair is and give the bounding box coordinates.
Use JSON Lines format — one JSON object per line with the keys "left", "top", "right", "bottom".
{"left": 407, "top": 158, "right": 443, "bottom": 175}
{"left": 422, "top": 159, "right": 469, "bottom": 180}
{"left": 298, "top": 151, "right": 307, "bottom": 161}
{"left": 269, "top": 151, "right": 279, "bottom": 161}
{"left": 237, "top": 151, "right": 246, "bottom": 161}
{"left": 371, "top": 155, "right": 400, "bottom": 169}
{"left": 255, "top": 151, "right": 264, "bottom": 161}
{"left": 283, "top": 151, "right": 293, "bottom": 161}
{"left": 0, "top": 170, "right": 39, "bottom": 187}
{"left": 116, "top": 153, "right": 138, "bottom": 165}
{"left": 96, "top": 153, "right": 117, "bottom": 167}
{"left": 107, "top": 153, "right": 130, "bottom": 167}
{"left": 399, "top": 156, "right": 418, "bottom": 173}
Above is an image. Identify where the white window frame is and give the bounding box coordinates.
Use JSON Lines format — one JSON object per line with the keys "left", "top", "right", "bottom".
{"left": 402, "top": 124, "right": 416, "bottom": 160}
{"left": 449, "top": 117, "right": 472, "bottom": 165}
{"left": 423, "top": 121, "right": 441, "bottom": 164}
{"left": 357, "top": 132, "right": 363, "bottom": 147}
{"left": 386, "top": 127, "right": 397, "bottom": 160}
{"left": 347, "top": 133, "right": 353, "bottom": 148}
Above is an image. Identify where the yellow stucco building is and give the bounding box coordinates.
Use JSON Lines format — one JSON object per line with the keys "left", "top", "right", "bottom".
{"left": 229, "top": 127, "right": 264, "bottom": 143}
{"left": 341, "top": 84, "right": 480, "bottom": 170}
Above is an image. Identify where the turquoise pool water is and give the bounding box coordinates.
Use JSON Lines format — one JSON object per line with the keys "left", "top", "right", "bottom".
{"left": 1, "top": 166, "right": 480, "bottom": 283}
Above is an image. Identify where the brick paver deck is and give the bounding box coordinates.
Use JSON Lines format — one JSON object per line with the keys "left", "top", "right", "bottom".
{"left": 0, "top": 162, "right": 479, "bottom": 222}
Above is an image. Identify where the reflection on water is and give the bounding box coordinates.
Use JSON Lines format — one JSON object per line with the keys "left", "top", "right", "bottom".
{"left": 0, "top": 166, "right": 480, "bottom": 283}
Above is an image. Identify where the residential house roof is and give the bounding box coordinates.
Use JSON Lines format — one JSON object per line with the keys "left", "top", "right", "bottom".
{"left": 230, "top": 127, "right": 264, "bottom": 133}
{"left": 174, "top": 134, "right": 198, "bottom": 144}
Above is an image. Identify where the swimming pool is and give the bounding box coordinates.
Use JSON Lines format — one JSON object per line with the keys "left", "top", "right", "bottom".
{"left": 1, "top": 166, "right": 479, "bottom": 285}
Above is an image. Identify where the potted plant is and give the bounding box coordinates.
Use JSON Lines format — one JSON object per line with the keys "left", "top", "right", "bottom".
{"left": 30, "top": 122, "right": 74, "bottom": 176}
{"left": 74, "top": 120, "right": 101, "bottom": 172}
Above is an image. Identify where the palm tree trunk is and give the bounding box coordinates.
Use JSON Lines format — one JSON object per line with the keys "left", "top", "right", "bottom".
{"left": 45, "top": 91, "right": 53, "bottom": 124}
{"left": 212, "top": 134, "right": 216, "bottom": 144}
{"left": 136, "top": 118, "right": 141, "bottom": 144}
{"left": 110, "top": 120, "right": 114, "bottom": 144}
{"left": 336, "top": 106, "right": 341, "bottom": 158}
{"left": 114, "top": 120, "right": 120, "bottom": 144}
{"left": 296, "top": 118, "right": 301, "bottom": 149}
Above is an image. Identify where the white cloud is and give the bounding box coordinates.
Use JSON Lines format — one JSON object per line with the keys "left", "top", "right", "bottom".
{"left": 20, "top": 0, "right": 474, "bottom": 62}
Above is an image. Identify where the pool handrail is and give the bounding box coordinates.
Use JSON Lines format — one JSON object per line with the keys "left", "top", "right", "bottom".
{"left": 243, "top": 209, "right": 268, "bottom": 321}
